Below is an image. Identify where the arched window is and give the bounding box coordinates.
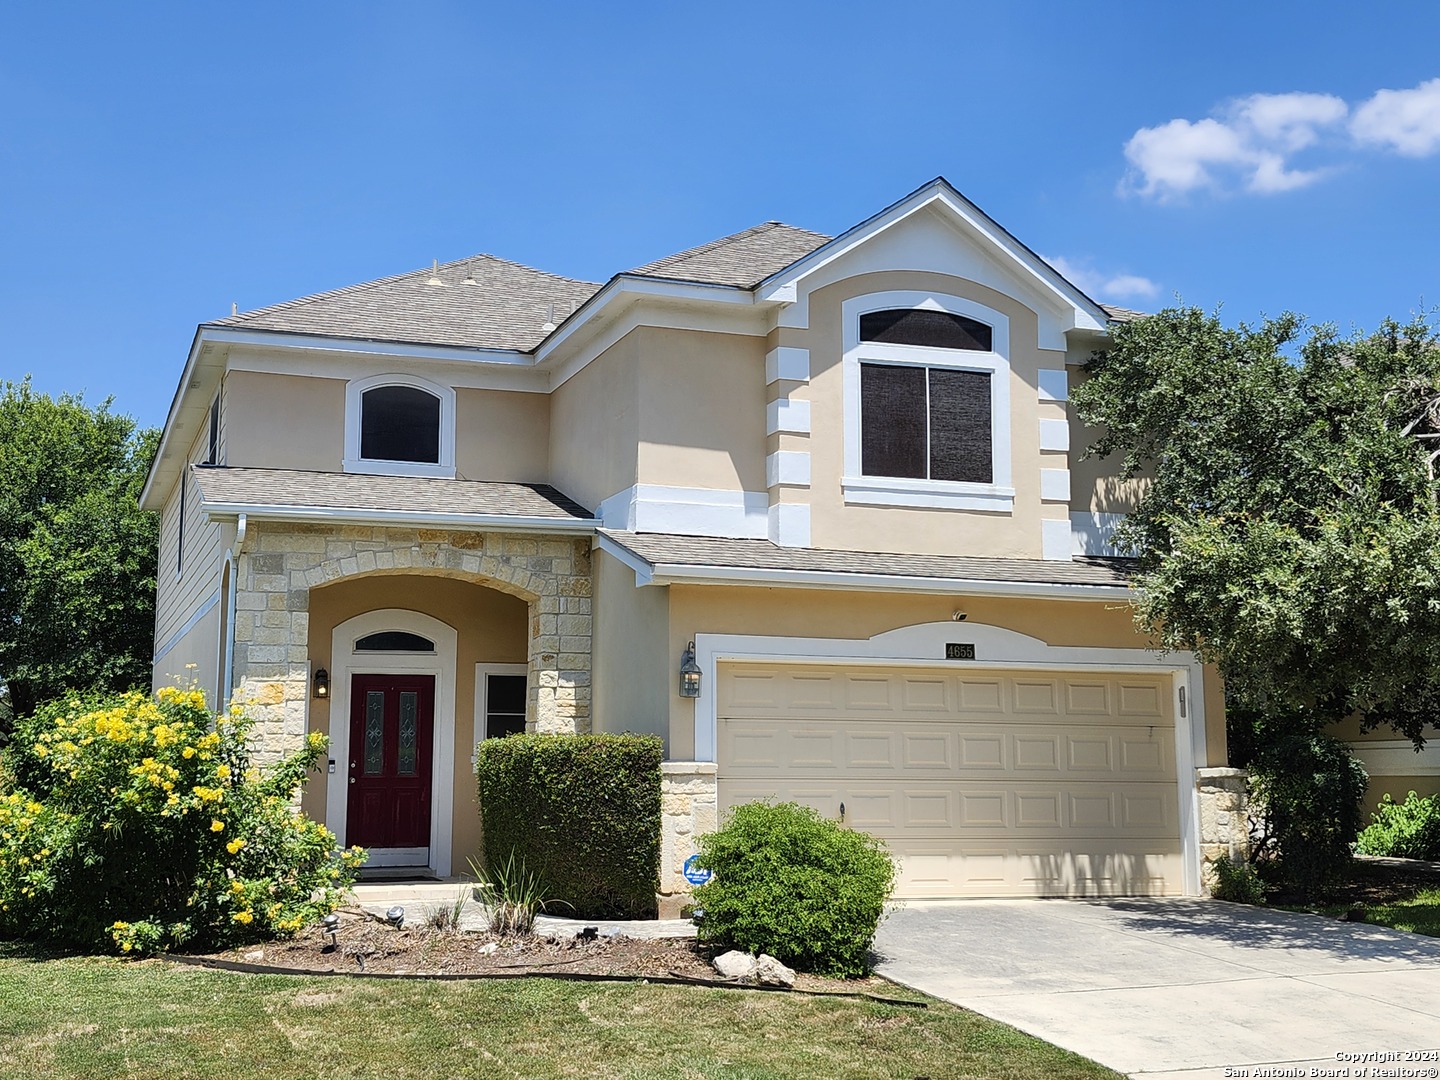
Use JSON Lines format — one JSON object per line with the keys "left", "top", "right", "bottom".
{"left": 355, "top": 631, "right": 436, "bottom": 652}
{"left": 360, "top": 385, "right": 441, "bottom": 464}
{"left": 344, "top": 374, "right": 456, "bottom": 478}
{"left": 842, "top": 291, "right": 1013, "bottom": 512}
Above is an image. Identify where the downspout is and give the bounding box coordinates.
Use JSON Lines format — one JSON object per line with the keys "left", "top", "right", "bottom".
{"left": 221, "top": 513, "right": 247, "bottom": 707}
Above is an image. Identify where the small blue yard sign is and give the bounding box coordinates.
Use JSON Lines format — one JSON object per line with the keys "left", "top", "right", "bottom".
{"left": 683, "top": 854, "right": 712, "bottom": 886}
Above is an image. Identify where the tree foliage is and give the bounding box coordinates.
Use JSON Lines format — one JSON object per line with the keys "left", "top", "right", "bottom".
{"left": 0, "top": 378, "right": 159, "bottom": 727}
{"left": 1072, "top": 308, "right": 1440, "bottom": 745}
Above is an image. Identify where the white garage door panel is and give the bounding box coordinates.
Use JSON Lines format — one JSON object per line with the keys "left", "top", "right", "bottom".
{"left": 717, "top": 663, "right": 1183, "bottom": 898}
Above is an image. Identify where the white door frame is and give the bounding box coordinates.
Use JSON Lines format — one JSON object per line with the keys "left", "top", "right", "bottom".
{"left": 693, "top": 620, "right": 1207, "bottom": 896}
{"left": 325, "top": 609, "right": 459, "bottom": 876}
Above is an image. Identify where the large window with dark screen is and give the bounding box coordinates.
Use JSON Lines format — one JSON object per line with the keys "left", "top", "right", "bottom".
{"left": 860, "top": 363, "right": 992, "bottom": 484}
{"left": 360, "top": 385, "right": 441, "bottom": 463}
{"left": 860, "top": 308, "right": 992, "bottom": 352}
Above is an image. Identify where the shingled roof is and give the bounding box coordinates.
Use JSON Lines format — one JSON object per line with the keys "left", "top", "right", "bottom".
{"left": 207, "top": 255, "right": 603, "bottom": 353}
{"left": 628, "top": 222, "right": 832, "bottom": 288}
{"left": 202, "top": 221, "right": 1141, "bottom": 354}
{"left": 602, "top": 531, "right": 1135, "bottom": 588}
{"left": 191, "top": 466, "right": 596, "bottom": 524}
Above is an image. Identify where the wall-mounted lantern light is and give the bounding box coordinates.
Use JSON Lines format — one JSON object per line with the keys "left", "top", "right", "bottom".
{"left": 312, "top": 667, "right": 329, "bottom": 699}
{"left": 679, "top": 642, "right": 702, "bottom": 699}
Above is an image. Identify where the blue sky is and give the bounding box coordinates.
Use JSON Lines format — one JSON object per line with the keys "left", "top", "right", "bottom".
{"left": 3, "top": 2, "right": 1439, "bottom": 429}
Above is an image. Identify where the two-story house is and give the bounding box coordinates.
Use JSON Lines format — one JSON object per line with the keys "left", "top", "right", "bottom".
{"left": 141, "top": 178, "right": 1260, "bottom": 903}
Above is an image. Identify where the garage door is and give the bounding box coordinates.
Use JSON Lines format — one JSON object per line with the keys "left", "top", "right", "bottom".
{"left": 717, "top": 663, "right": 1183, "bottom": 898}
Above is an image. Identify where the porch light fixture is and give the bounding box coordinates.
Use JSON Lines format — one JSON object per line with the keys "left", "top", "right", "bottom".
{"left": 679, "top": 642, "right": 702, "bottom": 699}
{"left": 312, "top": 667, "right": 329, "bottom": 699}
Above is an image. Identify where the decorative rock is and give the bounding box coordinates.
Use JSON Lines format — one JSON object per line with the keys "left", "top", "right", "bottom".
{"left": 713, "top": 949, "right": 759, "bottom": 980}
{"left": 755, "top": 954, "right": 796, "bottom": 988}
{"left": 476, "top": 942, "right": 499, "bottom": 955}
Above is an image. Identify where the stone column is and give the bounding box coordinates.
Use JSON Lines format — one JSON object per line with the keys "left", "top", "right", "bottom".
{"left": 1196, "top": 766, "right": 1250, "bottom": 889}
{"left": 657, "top": 761, "right": 719, "bottom": 916}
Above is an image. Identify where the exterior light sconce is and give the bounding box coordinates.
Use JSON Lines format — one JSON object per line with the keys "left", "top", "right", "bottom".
{"left": 679, "top": 641, "right": 702, "bottom": 698}
{"left": 312, "top": 667, "right": 329, "bottom": 699}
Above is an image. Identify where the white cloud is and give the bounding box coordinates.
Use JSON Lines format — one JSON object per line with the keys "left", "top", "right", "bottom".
{"left": 1122, "top": 91, "right": 1345, "bottom": 201}
{"left": 1351, "top": 77, "right": 1440, "bottom": 156}
{"left": 1046, "top": 256, "right": 1161, "bottom": 303}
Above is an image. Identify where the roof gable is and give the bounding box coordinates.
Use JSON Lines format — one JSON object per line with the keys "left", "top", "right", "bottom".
{"left": 756, "top": 177, "right": 1113, "bottom": 346}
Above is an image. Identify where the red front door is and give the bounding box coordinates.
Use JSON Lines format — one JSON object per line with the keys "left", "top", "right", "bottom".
{"left": 347, "top": 674, "right": 434, "bottom": 852}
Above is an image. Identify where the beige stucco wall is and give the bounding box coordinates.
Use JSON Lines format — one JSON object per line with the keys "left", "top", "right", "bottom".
{"left": 1329, "top": 714, "right": 1440, "bottom": 807}
{"left": 151, "top": 597, "right": 222, "bottom": 697}
{"left": 591, "top": 548, "right": 671, "bottom": 745}
{"left": 298, "top": 574, "right": 529, "bottom": 874}
{"left": 635, "top": 327, "right": 767, "bottom": 493}
{"left": 224, "top": 371, "right": 345, "bottom": 471}
{"left": 455, "top": 387, "right": 551, "bottom": 484}
{"left": 549, "top": 333, "right": 640, "bottom": 512}
{"left": 659, "top": 584, "right": 1226, "bottom": 765}
{"left": 1066, "top": 367, "right": 1149, "bottom": 515}
{"left": 793, "top": 269, "right": 1066, "bottom": 558}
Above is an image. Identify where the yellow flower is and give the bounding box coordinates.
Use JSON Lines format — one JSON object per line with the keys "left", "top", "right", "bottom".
{"left": 182, "top": 747, "right": 196, "bottom": 759}
{"left": 232, "top": 910, "right": 254, "bottom": 925}
{"left": 226, "top": 839, "right": 246, "bottom": 855}
{"left": 210, "top": 819, "right": 224, "bottom": 832}
{"left": 215, "top": 764, "right": 229, "bottom": 781}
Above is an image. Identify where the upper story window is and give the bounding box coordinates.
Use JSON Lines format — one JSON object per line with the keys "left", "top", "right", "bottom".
{"left": 344, "top": 373, "right": 456, "bottom": 478}
{"left": 843, "top": 291, "right": 1013, "bottom": 513}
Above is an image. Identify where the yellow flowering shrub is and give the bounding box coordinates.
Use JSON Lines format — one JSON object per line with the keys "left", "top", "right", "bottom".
{"left": 0, "top": 687, "right": 365, "bottom": 954}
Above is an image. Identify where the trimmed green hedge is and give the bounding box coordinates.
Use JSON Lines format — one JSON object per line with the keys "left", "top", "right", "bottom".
{"left": 475, "top": 733, "right": 662, "bottom": 919}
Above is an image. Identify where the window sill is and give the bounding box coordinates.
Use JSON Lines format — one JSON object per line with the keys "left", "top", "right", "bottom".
{"left": 841, "top": 475, "right": 1015, "bottom": 513}
{"left": 343, "top": 458, "right": 456, "bottom": 480}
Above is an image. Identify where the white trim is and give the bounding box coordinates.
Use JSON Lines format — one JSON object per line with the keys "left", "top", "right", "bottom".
{"left": 1042, "top": 519, "right": 1073, "bottom": 561}
{"left": 225, "top": 345, "right": 550, "bottom": 395}
{"left": 756, "top": 179, "right": 1110, "bottom": 349}
{"left": 534, "top": 274, "right": 756, "bottom": 368}
{"left": 473, "top": 662, "right": 529, "bottom": 764}
{"left": 154, "top": 586, "right": 222, "bottom": 664}
{"left": 1037, "top": 369, "right": 1070, "bottom": 402}
{"left": 766, "top": 398, "right": 811, "bottom": 435}
{"left": 1071, "top": 511, "right": 1127, "bottom": 556}
{"left": 841, "top": 476, "right": 1015, "bottom": 512}
{"left": 765, "top": 347, "right": 810, "bottom": 384}
{"left": 1038, "top": 418, "right": 1070, "bottom": 453}
{"left": 325, "top": 609, "right": 459, "bottom": 877}
{"left": 204, "top": 326, "right": 530, "bottom": 366}
{"left": 343, "top": 372, "right": 457, "bottom": 479}
{"left": 593, "top": 532, "right": 656, "bottom": 585}
{"left": 199, "top": 501, "right": 599, "bottom": 533}
{"left": 1350, "top": 740, "right": 1440, "bottom": 777}
{"left": 766, "top": 503, "right": 812, "bottom": 548}
{"left": 691, "top": 620, "right": 1205, "bottom": 896}
{"left": 766, "top": 451, "right": 811, "bottom": 488}
{"left": 842, "top": 291, "right": 1013, "bottom": 513}
{"left": 1040, "top": 468, "right": 1071, "bottom": 502}
{"left": 646, "top": 560, "right": 1132, "bottom": 599}
{"left": 596, "top": 484, "right": 767, "bottom": 538}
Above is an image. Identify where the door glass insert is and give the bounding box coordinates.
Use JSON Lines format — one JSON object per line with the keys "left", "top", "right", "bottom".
{"left": 364, "top": 691, "right": 385, "bottom": 775}
{"left": 397, "top": 691, "right": 419, "bottom": 776}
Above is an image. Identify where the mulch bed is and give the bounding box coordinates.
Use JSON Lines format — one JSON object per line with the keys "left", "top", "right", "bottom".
{"left": 190, "top": 911, "right": 893, "bottom": 997}
{"left": 1268, "top": 854, "right": 1440, "bottom": 908}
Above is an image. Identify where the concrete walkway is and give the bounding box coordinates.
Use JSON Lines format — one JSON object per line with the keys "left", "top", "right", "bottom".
{"left": 873, "top": 897, "right": 1440, "bottom": 1080}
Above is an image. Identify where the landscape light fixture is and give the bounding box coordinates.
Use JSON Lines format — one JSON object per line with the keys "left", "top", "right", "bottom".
{"left": 679, "top": 642, "right": 702, "bottom": 698}
{"left": 312, "top": 667, "right": 329, "bottom": 699}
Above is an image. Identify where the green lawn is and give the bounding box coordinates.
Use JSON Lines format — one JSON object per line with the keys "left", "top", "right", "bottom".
{"left": 0, "top": 947, "right": 1122, "bottom": 1080}
{"left": 1294, "top": 886, "right": 1440, "bottom": 937}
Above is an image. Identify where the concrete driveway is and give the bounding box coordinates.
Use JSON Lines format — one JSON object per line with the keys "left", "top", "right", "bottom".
{"left": 873, "top": 898, "right": 1440, "bottom": 1080}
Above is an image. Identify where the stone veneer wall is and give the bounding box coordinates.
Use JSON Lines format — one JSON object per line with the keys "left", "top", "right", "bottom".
{"left": 231, "top": 523, "right": 593, "bottom": 762}
{"left": 1196, "top": 766, "right": 1250, "bottom": 888}
{"left": 658, "top": 762, "right": 718, "bottom": 915}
